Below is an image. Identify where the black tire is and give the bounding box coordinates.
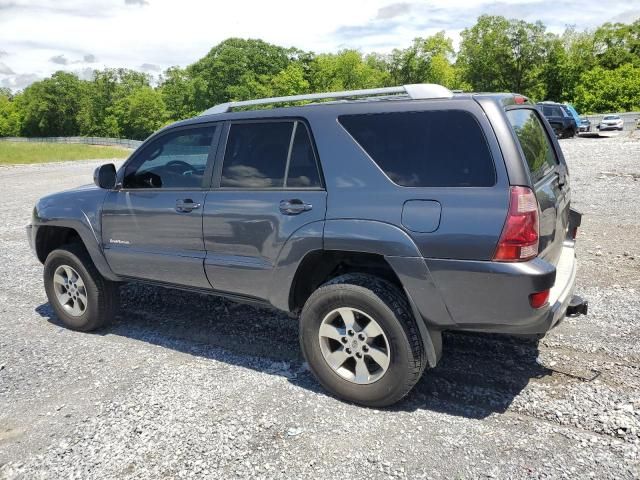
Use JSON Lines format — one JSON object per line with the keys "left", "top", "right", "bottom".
{"left": 43, "top": 243, "right": 119, "bottom": 331}
{"left": 299, "top": 273, "right": 425, "bottom": 407}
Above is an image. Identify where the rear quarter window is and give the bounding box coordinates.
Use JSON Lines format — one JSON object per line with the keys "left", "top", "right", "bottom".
{"left": 506, "top": 109, "right": 558, "bottom": 183}
{"left": 338, "top": 110, "right": 495, "bottom": 187}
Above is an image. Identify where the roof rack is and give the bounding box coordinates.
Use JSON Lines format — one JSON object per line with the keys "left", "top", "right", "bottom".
{"left": 200, "top": 83, "right": 454, "bottom": 116}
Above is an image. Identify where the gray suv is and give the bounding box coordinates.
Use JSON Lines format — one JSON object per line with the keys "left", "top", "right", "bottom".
{"left": 27, "top": 84, "right": 587, "bottom": 407}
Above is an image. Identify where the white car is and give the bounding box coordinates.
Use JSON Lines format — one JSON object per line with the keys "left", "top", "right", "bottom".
{"left": 598, "top": 115, "right": 624, "bottom": 131}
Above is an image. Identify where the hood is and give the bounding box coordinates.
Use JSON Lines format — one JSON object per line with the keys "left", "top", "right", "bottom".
{"left": 36, "top": 182, "right": 108, "bottom": 213}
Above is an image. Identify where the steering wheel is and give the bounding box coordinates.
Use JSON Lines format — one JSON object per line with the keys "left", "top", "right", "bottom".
{"left": 165, "top": 160, "right": 194, "bottom": 175}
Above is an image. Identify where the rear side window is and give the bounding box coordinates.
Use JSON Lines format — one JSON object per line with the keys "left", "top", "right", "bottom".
{"left": 542, "top": 105, "right": 564, "bottom": 117}
{"left": 506, "top": 109, "right": 558, "bottom": 183}
{"left": 286, "top": 123, "right": 322, "bottom": 188}
{"left": 220, "top": 121, "right": 321, "bottom": 189}
{"left": 338, "top": 110, "right": 495, "bottom": 187}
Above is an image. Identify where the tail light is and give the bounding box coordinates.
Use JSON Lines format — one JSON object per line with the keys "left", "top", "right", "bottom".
{"left": 529, "top": 289, "right": 550, "bottom": 308}
{"left": 493, "top": 186, "right": 539, "bottom": 262}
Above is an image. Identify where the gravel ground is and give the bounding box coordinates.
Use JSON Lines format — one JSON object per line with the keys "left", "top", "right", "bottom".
{"left": 1, "top": 132, "right": 639, "bottom": 479}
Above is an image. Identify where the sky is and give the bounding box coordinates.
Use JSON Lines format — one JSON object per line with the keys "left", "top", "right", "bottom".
{"left": 1, "top": 0, "right": 639, "bottom": 90}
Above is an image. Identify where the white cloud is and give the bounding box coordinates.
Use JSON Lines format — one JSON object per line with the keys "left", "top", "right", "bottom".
{"left": 50, "top": 54, "right": 69, "bottom": 65}
{"left": 0, "top": 62, "right": 15, "bottom": 74}
{"left": 0, "top": 0, "right": 637, "bottom": 90}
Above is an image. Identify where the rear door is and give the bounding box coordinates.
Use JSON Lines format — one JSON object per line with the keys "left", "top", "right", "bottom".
{"left": 506, "top": 107, "right": 569, "bottom": 265}
{"left": 202, "top": 119, "right": 326, "bottom": 300}
{"left": 102, "top": 124, "right": 220, "bottom": 288}
{"left": 539, "top": 104, "right": 566, "bottom": 136}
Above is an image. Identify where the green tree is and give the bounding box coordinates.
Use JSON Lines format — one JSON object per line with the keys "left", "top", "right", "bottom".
{"left": 18, "top": 71, "right": 85, "bottom": 136}
{"left": 159, "top": 66, "right": 207, "bottom": 121}
{"left": 388, "top": 32, "right": 458, "bottom": 87}
{"left": 574, "top": 63, "right": 640, "bottom": 113}
{"left": 188, "top": 38, "right": 294, "bottom": 109}
{"left": 457, "top": 15, "right": 547, "bottom": 97}
{"left": 0, "top": 92, "right": 21, "bottom": 136}
{"left": 269, "top": 63, "right": 310, "bottom": 96}
{"left": 77, "top": 68, "right": 151, "bottom": 137}
{"left": 308, "top": 50, "right": 390, "bottom": 92}
{"left": 593, "top": 20, "right": 640, "bottom": 69}
{"left": 556, "top": 28, "right": 597, "bottom": 102}
{"left": 115, "top": 86, "right": 168, "bottom": 140}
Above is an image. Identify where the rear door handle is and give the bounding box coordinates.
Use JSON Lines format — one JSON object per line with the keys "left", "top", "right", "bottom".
{"left": 175, "top": 199, "right": 201, "bottom": 212}
{"left": 279, "top": 199, "right": 312, "bottom": 215}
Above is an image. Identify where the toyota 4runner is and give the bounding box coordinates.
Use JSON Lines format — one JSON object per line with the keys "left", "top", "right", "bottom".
{"left": 27, "top": 84, "right": 588, "bottom": 407}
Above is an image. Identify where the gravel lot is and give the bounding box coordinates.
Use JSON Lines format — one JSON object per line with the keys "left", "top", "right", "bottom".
{"left": 1, "top": 132, "right": 639, "bottom": 479}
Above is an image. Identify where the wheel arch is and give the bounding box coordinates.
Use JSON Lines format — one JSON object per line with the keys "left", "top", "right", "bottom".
{"left": 287, "top": 250, "right": 403, "bottom": 314}
{"left": 33, "top": 220, "right": 119, "bottom": 281}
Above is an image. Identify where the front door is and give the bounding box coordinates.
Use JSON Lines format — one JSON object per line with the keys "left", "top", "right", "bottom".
{"left": 102, "top": 124, "right": 219, "bottom": 288}
{"left": 203, "top": 120, "right": 326, "bottom": 300}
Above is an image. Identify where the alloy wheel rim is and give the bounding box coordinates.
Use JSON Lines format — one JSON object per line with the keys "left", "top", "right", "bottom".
{"left": 52, "top": 265, "right": 88, "bottom": 317}
{"left": 318, "top": 307, "right": 391, "bottom": 385}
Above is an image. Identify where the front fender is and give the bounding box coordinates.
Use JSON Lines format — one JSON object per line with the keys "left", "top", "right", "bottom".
{"left": 33, "top": 188, "right": 119, "bottom": 281}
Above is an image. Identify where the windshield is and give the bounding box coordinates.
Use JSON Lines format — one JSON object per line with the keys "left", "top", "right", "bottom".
{"left": 604, "top": 115, "right": 619, "bottom": 120}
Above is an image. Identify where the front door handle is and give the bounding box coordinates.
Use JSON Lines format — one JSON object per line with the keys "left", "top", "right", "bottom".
{"left": 175, "top": 199, "right": 201, "bottom": 212}
{"left": 279, "top": 199, "right": 312, "bottom": 215}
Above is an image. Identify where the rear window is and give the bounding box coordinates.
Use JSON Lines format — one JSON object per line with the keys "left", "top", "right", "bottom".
{"left": 506, "top": 109, "right": 558, "bottom": 183}
{"left": 338, "top": 110, "right": 495, "bottom": 187}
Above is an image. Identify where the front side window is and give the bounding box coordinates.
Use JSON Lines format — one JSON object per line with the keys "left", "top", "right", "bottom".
{"left": 339, "top": 110, "right": 495, "bottom": 187}
{"left": 123, "top": 126, "right": 215, "bottom": 189}
{"left": 220, "top": 121, "right": 322, "bottom": 189}
{"left": 506, "top": 109, "right": 558, "bottom": 183}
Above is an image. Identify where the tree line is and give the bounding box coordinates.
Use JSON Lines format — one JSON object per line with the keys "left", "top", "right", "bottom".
{"left": 1, "top": 15, "right": 639, "bottom": 140}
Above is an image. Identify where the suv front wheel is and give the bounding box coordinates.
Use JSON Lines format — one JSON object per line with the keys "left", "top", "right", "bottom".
{"left": 299, "top": 273, "right": 426, "bottom": 407}
{"left": 43, "top": 244, "right": 119, "bottom": 331}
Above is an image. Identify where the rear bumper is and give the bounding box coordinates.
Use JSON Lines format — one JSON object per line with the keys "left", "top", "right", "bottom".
{"left": 412, "top": 240, "right": 582, "bottom": 335}
{"left": 544, "top": 240, "right": 578, "bottom": 331}
{"left": 598, "top": 125, "right": 623, "bottom": 131}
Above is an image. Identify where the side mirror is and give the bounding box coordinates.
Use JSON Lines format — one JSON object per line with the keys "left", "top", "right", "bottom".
{"left": 93, "top": 163, "right": 117, "bottom": 189}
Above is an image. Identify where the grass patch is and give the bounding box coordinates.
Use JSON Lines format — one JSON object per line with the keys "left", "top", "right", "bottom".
{"left": 0, "top": 142, "right": 132, "bottom": 165}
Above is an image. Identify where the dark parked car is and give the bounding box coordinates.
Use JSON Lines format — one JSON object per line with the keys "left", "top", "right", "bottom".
{"left": 27, "top": 84, "right": 587, "bottom": 407}
{"left": 537, "top": 101, "right": 578, "bottom": 138}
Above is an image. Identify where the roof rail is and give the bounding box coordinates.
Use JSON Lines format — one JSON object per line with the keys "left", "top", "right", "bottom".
{"left": 200, "top": 83, "right": 454, "bottom": 116}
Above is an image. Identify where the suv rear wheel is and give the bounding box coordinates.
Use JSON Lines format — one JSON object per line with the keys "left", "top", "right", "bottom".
{"left": 299, "top": 273, "right": 425, "bottom": 407}
{"left": 43, "top": 244, "right": 119, "bottom": 331}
